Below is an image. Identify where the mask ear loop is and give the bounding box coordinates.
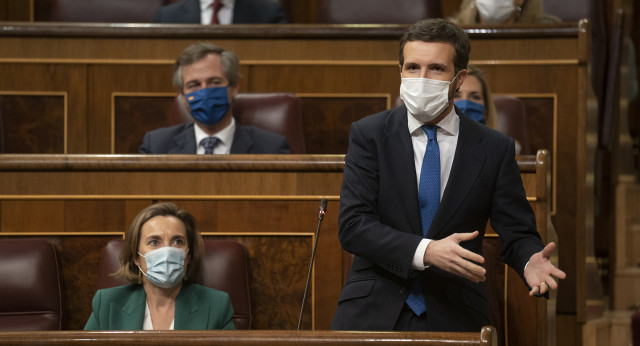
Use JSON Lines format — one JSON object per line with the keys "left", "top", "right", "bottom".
{"left": 446, "top": 71, "right": 463, "bottom": 107}
{"left": 183, "top": 248, "right": 190, "bottom": 281}
{"left": 135, "top": 252, "right": 145, "bottom": 284}
{"left": 137, "top": 265, "right": 147, "bottom": 284}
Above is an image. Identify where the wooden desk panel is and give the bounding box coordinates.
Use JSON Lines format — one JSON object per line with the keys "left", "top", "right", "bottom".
{"left": 0, "top": 153, "right": 550, "bottom": 346}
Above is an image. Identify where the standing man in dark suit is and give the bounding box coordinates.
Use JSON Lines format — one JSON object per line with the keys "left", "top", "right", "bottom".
{"left": 331, "top": 18, "right": 565, "bottom": 332}
{"left": 153, "top": 0, "right": 287, "bottom": 24}
{"left": 139, "top": 42, "right": 290, "bottom": 154}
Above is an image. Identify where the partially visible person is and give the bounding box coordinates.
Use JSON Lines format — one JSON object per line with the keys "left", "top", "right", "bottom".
{"left": 454, "top": 64, "right": 524, "bottom": 154}
{"left": 139, "top": 42, "right": 290, "bottom": 154}
{"left": 84, "top": 203, "right": 235, "bottom": 330}
{"left": 153, "top": 0, "right": 288, "bottom": 24}
{"left": 453, "top": 64, "right": 497, "bottom": 128}
{"left": 449, "top": 0, "right": 560, "bottom": 25}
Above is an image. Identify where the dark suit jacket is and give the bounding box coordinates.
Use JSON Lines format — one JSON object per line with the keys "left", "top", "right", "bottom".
{"left": 84, "top": 284, "right": 235, "bottom": 330}
{"left": 330, "top": 105, "right": 544, "bottom": 332}
{"left": 139, "top": 122, "right": 290, "bottom": 154}
{"left": 153, "top": 0, "right": 287, "bottom": 24}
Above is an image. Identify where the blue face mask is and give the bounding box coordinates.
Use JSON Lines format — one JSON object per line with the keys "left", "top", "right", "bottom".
{"left": 455, "top": 99, "right": 486, "bottom": 124}
{"left": 138, "top": 247, "right": 188, "bottom": 288}
{"left": 186, "top": 86, "right": 230, "bottom": 126}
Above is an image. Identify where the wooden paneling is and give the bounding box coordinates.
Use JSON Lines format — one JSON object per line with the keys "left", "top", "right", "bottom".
{"left": 299, "top": 95, "right": 389, "bottom": 154}
{"left": 0, "top": 64, "right": 87, "bottom": 153}
{"left": 0, "top": 154, "right": 549, "bottom": 346}
{"left": 207, "top": 234, "right": 313, "bottom": 330}
{"left": 441, "top": 0, "right": 463, "bottom": 18}
{"left": 0, "top": 0, "right": 31, "bottom": 21}
{"left": 89, "top": 65, "right": 174, "bottom": 153}
{"left": 0, "top": 94, "right": 65, "bottom": 153}
{"left": 506, "top": 265, "right": 540, "bottom": 345}
{"left": 0, "top": 22, "right": 592, "bottom": 341}
{"left": 520, "top": 97, "right": 556, "bottom": 156}
{"left": 113, "top": 94, "right": 174, "bottom": 154}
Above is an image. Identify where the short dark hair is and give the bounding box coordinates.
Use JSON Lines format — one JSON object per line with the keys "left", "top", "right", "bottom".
{"left": 114, "top": 202, "right": 204, "bottom": 284}
{"left": 173, "top": 42, "right": 241, "bottom": 92}
{"left": 399, "top": 18, "right": 470, "bottom": 74}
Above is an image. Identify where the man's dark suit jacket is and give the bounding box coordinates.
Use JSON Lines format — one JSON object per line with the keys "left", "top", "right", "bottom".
{"left": 330, "top": 105, "right": 544, "bottom": 332}
{"left": 139, "top": 122, "right": 290, "bottom": 154}
{"left": 153, "top": 0, "right": 287, "bottom": 24}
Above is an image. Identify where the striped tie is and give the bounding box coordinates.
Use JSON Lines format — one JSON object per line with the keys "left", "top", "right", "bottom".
{"left": 200, "top": 136, "right": 219, "bottom": 154}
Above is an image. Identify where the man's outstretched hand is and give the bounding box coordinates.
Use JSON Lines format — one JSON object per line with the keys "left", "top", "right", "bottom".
{"left": 524, "top": 242, "right": 567, "bottom": 296}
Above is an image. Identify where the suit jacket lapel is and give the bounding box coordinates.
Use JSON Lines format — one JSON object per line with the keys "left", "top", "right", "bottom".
{"left": 428, "top": 115, "right": 485, "bottom": 239}
{"left": 188, "top": 0, "right": 203, "bottom": 22}
{"left": 383, "top": 106, "right": 422, "bottom": 236}
{"left": 111, "top": 285, "right": 145, "bottom": 330}
{"left": 168, "top": 123, "right": 197, "bottom": 154}
{"left": 174, "top": 284, "right": 209, "bottom": 330}
{"left": 230, "top": 125, "right": 253, "bottom": 154}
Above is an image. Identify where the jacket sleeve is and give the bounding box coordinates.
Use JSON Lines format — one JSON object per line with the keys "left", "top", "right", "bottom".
{"left": 338, "top": 120, "right": 423, "bottom": 280}
{"left": 489, "top": 137, "right": 544, "bottom": 277}
{"left": 152, "top": 8, "right": 163, "bottom": 23}
{"left": 139, "top": 132, "right": 152, "bottom": 154}
{"left": 277, "top": 137, "right": 291, "bottom": 154}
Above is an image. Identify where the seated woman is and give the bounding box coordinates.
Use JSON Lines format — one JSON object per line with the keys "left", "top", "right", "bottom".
{"left": 454, "top": 64, "right": 522, "bottom": 154}
{"left": 454, "top": 64, "right": 497, "bottom": 128}
{"left": 84, "top": 202, "right": 235, "bottom": 330}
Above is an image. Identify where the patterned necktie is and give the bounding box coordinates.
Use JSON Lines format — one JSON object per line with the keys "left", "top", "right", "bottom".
{"left": 406, "top": 124, "right": 440, "bottom": 316}
{"left": 211, "top": 0, "right": 223, "bottom": 24}
{"left": 200, "top": 136, "right": 219, "bottom": 154}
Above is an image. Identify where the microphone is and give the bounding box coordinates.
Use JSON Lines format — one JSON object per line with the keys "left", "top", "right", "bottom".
{"left": 297, "top": 198, "right": 328, "bottom": 330}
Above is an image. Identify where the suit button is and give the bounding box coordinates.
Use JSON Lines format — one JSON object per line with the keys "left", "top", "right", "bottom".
{"left": 400, "top": 287, "right": 407, "bottom": 294}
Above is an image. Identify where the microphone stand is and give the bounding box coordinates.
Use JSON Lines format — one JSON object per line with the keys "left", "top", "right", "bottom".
{"left": 297, "top": 198, "right": 327, "bottom": 330}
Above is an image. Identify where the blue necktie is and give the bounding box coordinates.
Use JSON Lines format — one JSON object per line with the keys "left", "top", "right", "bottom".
{"left": 200, "top": 136, "right": 219, "bottom": 154}
{"left": 406, "top": 125, "right": 440, "bottom": 316}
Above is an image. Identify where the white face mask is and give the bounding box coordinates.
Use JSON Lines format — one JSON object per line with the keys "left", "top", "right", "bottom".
{"left": 476, "top": 0, "right": 515, "bottom": 24}
{"left": 400, "top": 74, "right": 458, "bottom": 123}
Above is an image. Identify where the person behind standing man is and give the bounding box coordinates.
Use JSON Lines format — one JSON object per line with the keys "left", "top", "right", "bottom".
{"left": 454, "top": 64, "right": 525, "bottom": 154}
{"left": 453, "top": 64, "right": 497, "bottom": 128}
{"left": 153, "top": 0, "right": 288, "bottom": 24}
{"left": 139, "top": 42, "right": 290, "bottom": 154}
{"left": 330, "top": 18, "right": 565, "bottom": 332}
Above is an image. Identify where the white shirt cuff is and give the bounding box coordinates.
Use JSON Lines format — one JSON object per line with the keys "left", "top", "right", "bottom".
{"left": 412, "top": 238, "right": 432, "bottom": 270}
